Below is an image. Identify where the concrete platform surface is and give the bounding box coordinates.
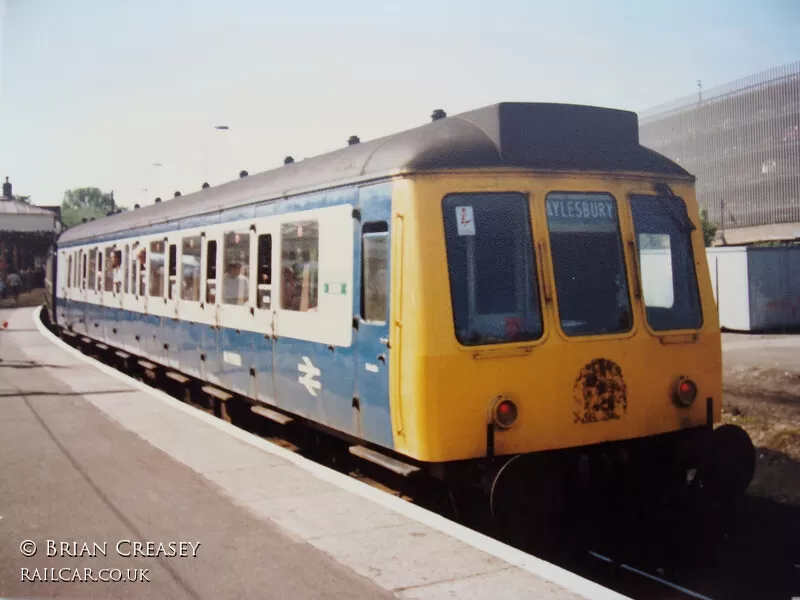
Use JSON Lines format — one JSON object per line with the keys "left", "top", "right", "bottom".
{"left": 0, "top": 307, "right": 625, "bottom": 600}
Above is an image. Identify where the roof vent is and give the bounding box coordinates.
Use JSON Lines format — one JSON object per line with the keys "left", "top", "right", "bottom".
{"left": 134, "top": 203, "right": 140, "bottom": 210}
{"left": 431, "top": 109, "right": 447, "bottom": 121}
{"left": 202, "top": 182, "right": 210, "bottom": 189}
{"left": 155, "top": 197, "right": 162, "bottom": 203}
{"left": 348, "top": 135, "right": 360, "bottom": 146}
{"left": 284, "top": 156, "right": 294, "bottom": 165}
{"left": 239, "top": 170, "right": 248, "bottom": 178}
{"left": 174, "top": 191, "right": 181, "bottom": 197}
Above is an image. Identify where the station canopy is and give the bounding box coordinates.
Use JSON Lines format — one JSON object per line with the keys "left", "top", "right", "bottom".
{"left": 0, "top": 198, "right": 62, "bottom": 234}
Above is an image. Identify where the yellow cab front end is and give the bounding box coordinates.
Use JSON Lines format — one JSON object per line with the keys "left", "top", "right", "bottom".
{"left": 391, "top": 170, "right": 729, "bottom": 466}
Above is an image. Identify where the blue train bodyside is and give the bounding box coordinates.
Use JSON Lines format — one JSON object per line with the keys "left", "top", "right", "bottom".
{"left": 54, "top": 182, "right": 396, "bottom": 450}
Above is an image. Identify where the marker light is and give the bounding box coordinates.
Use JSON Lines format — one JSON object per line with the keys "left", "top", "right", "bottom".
{"left": 674, "top": 377, "right": 698, "bottom": 407}
{"left": 492, "top": 398, "right": 518, "bottom": 429}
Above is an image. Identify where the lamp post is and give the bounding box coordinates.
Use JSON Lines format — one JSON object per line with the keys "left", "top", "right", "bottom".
{"left": 204, "top": 126, "right": 230, "bottom": 183}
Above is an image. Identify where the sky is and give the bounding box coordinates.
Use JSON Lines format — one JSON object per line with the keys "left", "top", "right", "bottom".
{"left": 0, "top": 0, "right": 798, "bottom": 209}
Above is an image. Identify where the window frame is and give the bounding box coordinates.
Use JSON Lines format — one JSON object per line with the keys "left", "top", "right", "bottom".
{"left": 255, "top": 232, "right": 274, "bottom": 311}
{"left": 441, "top": 191, "right": 545, "bottom": 348}
{"left": 279, "top": 219, "right": 320, "bottom": 314}
{"left": 360, "top": 221, "right": 389, "bottom": 324}
{"left": 627, "top": 193, "right": 705, "bottom": 335}
{"left": 180, "top": 235, "right": 203, "bottom": 303}
{"left": 122, "top": 245, "right": 129, "bottom": 295}
{"left": 148, "top": 239, "right": 166, "bottom": 299}
{"left": 167, "top": 241, "right": 178, "bottom": 301}
{"left": 103, "top": 246, "right": 115, "bottom": 293}
{"left": 204, "top": 237, "right": 219, "bottom": 306}
{"left": 543, "top": 190, "right": 635, "bottom": 341}
{"left": 221, "top": 229, "right": 253, "bottom": 307}
{"left": 88, "top": 248, "right": 97, "bottom": 292}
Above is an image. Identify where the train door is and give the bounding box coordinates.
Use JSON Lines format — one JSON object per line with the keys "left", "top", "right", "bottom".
{"left": 218, "top": 227, "right": 257, "bottom": 396}
{"left": 73, "top": 249, "right": 83, "bottom": 330}
{"left": 163, "top": 237, "right": 180, "bottom": 368}
{"left": 200, "top": 234, "right": 222, "bottom": 383}
{"left": 62, "top": 251, "right": 72, "bottom": 326}
{"left": 100, "top": 246, "right": 115, "bottom": 343}
{"left": 79, "top": 248, "right": 89, "bottom": 334}
{"left": 353, "top": 183, "right": 394, "bottom": 447}
{"left": 253, "top": 227, "right": 277, "bottom": 407}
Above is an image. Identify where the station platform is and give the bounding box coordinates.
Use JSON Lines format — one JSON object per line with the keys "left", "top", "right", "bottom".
{"left": 0, "top": 306, "right": 624, "bottom": 600}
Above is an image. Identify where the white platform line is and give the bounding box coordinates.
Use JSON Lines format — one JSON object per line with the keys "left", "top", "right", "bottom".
{"left": 33, "top": 307, "right": 629, "bottom": 600}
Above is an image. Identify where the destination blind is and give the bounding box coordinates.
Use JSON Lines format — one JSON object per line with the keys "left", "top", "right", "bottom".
{"left": 546, "top": 193, "right": 620, "bottom": 233}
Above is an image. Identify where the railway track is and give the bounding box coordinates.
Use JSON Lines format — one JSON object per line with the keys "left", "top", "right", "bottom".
{"left": 45, "top": 315, "right": 799, "bottom": 600}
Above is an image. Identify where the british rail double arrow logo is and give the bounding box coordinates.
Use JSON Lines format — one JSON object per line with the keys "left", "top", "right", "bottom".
{"left": 298, "top": 356, "right": 321, "bottom": 397}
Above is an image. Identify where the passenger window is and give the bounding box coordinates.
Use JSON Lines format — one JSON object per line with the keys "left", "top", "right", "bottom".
{"left": 88, "top": 249, "right": 97, "bottom": 291}
{"left": 545, "top": 192, "right": 632, "bottom": 337}
{"left": 168, "top": 243, "right": 177, "bottom": 300}
{"left": 206, "top": 240, "right": 218, "bottom": 304}
{"left": 148, "top": 240, "right": 165, "bottom": 297}
{"left": 281, "top": 220, "right": 319, "bottom": 312}
{"left": 131, "top": 243, "right": 142, "bottom": 296}
{"left": 67, "top": 256, "right": 73, "bottom": 288}
{"left": 123, "top": 246, "right": 129, "bottom": 294}
{"left": 97, "top": 249, "right": 103, "bottom": 290}
{"left": 222, "top": 231, "right": 250, "bottom": 305}
{"left": 256, "top": 233, "right": 272, "bottom": 310}
{"left": 136, "top": 244, "right": 147, "bottom": 297}
{"left": 361, "top": 222, "right": 389, "bottom": 323}
{"left": 103, "top": 248, "right": 115, "bottom": 292}
{"left": 81, "top": 251, "right": 87, "bottom": 289}
{"left": 181, "top": 236, "right": 201, "bottom": 302}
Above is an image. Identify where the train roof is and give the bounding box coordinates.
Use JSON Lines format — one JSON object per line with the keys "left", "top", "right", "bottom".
{"left": 58, "top": 102, "right": 691, "bottom": 245}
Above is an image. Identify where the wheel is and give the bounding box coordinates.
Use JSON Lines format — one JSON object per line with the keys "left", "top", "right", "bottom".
{"left": 489, "top": 454, "right": 566, "bottom": 555}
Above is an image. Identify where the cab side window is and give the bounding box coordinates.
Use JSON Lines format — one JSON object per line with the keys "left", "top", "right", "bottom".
{"left": 361, "top": 222, "right": 389, "bottom": 323}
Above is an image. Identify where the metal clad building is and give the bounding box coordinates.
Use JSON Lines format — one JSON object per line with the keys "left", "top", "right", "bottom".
{"left": 639, "top": 61, "right": 800, "bottom": 244}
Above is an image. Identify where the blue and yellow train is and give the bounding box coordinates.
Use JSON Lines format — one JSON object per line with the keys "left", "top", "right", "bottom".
{"left": 45, "top": 103, "right": 755, "bottom": 538}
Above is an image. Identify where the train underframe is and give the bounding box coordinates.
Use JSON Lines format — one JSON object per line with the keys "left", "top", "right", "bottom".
{"left": 441, "top": 416, "right": 757, "bottom": 556}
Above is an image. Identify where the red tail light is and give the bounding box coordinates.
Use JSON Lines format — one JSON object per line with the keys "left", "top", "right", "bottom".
{"left": 674, "top": 377, "right": 697, "bottom": 407}
{"left": 493, "top": 398, "right": 518, "bottom": 429}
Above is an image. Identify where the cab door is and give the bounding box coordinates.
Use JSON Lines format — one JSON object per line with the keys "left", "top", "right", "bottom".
{"left": 354, "top": 183, "right": 394, "bottom": 448}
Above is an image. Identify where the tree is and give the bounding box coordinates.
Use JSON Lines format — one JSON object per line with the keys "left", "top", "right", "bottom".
{"left": 61, "top": 188, "right": 126, "bottom": 228}
{"left": 700, "top": 208, "right": 718, "bottom": 247}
